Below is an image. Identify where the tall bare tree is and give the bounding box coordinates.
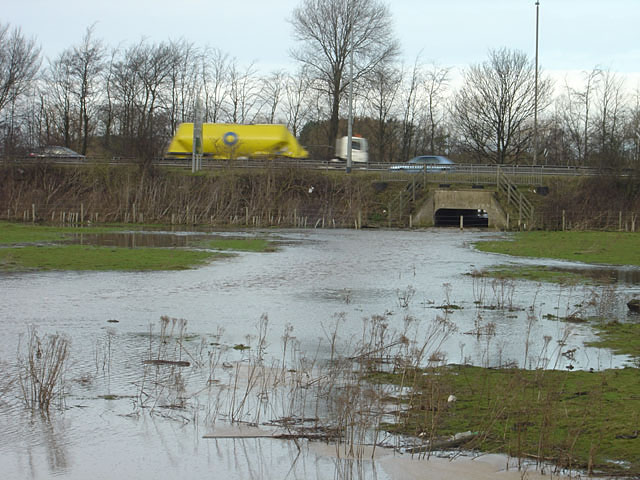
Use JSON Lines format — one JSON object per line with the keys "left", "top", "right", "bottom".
{"left": 290, "top": 0, "right": 399, "bottom": 155}
{"left": 201, "top": 47, "right": 230, "bottom": 123}
{"left": 227, "top": 60, "right": 260, "bottom": 123}
{"left": 0, "top": 23, "right": 41, "bottom": 116}
{"left": 69, "top": 25, "right": 105, "bottom": 155}
{"left": 283, "top": 67, "right": 314, "bottom": 137}
{"left": 453, "top": 48, "right": 552, "bottom": 164}
{"left": 260, "top": 70, "right": 286, "bottom": 124}
{"left": 422, "top": 63, "right": 451, "bottom": 154}
{"left": 0, "top": 23, "right": 41, "bottom": 153}
{"left": 399, "top": 58, "right": 422, "bottom": 162}
{"left": 594, "top": 69, "right": 626, "bottom": 167}
{"left": 167, "top": 39, "right": 200, "bottom": 134}
{"left": 365, "top": 63, "right": 401, "bottom": 162}
{"left": 46, "top": 50, "right": 76, "bottom": 148}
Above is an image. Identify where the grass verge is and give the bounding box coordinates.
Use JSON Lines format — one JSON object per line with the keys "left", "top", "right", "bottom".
{"left": 586, "top": 321, "right": 640, "bottom": 360}
{"left": 0, "top": 245, "right": 219, "bottom": 271}
{"left": 0, "top": 221, "right": 135, "bottom": 245}
{"left": 475, "top": 231, "right": 640, "bottom": 266}
{"left": 371, "top": 364, "right": 640, "bottom": 476}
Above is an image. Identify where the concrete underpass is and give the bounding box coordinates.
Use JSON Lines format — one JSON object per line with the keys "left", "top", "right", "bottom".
{"left": 414, "top": 189, "right": 508, "bottom": 229}
{"left": 434, "top": 208, "right": 489, "bottom": 227}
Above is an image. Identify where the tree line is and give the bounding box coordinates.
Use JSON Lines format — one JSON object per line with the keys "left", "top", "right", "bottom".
{"left": 1, "top": 10, "right": 639, "bottom": 168}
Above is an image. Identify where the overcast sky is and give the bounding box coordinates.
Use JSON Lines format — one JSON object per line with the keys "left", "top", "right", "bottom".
{"left": 5, "top": 0, "right": 640, "bottom": 86}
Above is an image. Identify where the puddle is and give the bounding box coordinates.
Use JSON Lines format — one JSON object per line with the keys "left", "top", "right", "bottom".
{"left": 71, "top": 232, "right": 200, "bottom": 248}
{"left": 555, "top": 265, "right": 640, "bottom": 285}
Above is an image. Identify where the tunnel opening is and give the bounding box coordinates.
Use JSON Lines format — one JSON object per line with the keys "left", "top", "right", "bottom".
{"left": 435, "top": 208, "right": 489, "bottom": 227}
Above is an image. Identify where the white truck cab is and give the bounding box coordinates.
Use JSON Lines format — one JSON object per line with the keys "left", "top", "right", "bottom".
{"left": 335, "top": 136, "right": 368, "bottom": 163}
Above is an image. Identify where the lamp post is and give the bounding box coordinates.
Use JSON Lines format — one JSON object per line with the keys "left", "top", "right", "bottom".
{"left": 346, "top": 32, "right": 354, "bottom": 174}
{"left": 192, "top": 97, "right": 202, "bottom": 173}
{"left": 533, "top": 0, "right": 540, "bottom": 166}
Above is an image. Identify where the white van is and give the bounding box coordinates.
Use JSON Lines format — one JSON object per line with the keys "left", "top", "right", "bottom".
{"left": 335, "top": 136, "right": 368, "bottom": 163}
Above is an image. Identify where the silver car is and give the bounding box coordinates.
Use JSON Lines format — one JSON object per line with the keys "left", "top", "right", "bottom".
{"left": 389, "top": 155, "right": 455, "bottom": 172}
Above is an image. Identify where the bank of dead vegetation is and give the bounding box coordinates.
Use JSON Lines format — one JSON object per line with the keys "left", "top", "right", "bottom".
{"left": 535, "top": 174, "right": 640, "bottom": 231}
{"left": 0, "top": 164, "right": 403, "bottom": 228}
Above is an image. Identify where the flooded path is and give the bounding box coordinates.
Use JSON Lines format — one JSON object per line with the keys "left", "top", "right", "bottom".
{"left": 0, "top": 228, "right": 637, "bottom": 479}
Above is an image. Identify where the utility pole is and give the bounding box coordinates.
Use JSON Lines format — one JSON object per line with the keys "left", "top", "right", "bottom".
{"left": 192, "top": 97, "right": 202, "bottom": 173}
{"left": 533, "top": 0, "right": 540, "bottom": 166}
{"left": 346, "top": 29, "right": 354, "bottom": 174}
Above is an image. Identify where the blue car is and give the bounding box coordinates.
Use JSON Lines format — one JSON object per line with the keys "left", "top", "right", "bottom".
{"left": 389, "top": 155, "right": 455, "bottom": 172}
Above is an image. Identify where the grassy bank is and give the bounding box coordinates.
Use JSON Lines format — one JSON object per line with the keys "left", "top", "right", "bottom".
{"left": 477, "top": 265, "right": 591, "bottom": 284}
{"left": 372, "top": 364, "right": 640, "bottom": 475}
{"left": 0, "top": 221, "right": 130, "bottom": 244}
{"left": 0, "top": 222, "right": 274, "bottom": 271}
{"left": 0, "top": 244, "right": 218, "bottom": 271}
{"left": 587, "top": 322, "right": 640, "bottom": 359}
{"left": 475, "top": 231, "right": 640, "bottom": 266}
{"left": 0, "top": 164, "right": 407, "bottom": 228}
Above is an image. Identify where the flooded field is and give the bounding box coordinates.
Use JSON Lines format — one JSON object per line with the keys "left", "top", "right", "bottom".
{"left": 0, "top": 228, "right": 638, "bottom": 479}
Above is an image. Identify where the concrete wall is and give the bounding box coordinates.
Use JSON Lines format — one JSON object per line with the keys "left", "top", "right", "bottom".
{"left": 414, "top": 189, "right": 508, "bottom": 229}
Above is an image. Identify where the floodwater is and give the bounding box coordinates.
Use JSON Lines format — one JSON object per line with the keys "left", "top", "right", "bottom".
{"left": 0, "top": 228, "right": 638, "bottom": 479}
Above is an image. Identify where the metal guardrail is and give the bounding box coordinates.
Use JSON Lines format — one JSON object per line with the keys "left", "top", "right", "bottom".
{"left": 496, "top": 166, "right": 535, "bottom": 226}
{"left": 1, "top": 155, "right": 613, "bottom": 184}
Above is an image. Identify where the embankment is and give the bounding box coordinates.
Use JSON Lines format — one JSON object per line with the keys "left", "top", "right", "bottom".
{"left": 0, "top": 164, "right": 403, "bottom": 228}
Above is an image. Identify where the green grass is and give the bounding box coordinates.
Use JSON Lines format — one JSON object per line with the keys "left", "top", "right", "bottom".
{"left": 587, "top": 322, "right": 640, "bottom": 360}
{"left": 194, "top": 237, "right": 276, "bottom": 252}
{"left": 371, "top": 364, "right": 640, "bottom": 475}
{"left": 0, "top": 244, "right": 220, "bottom": 271}
{"left": 0, "top": 222, "right": 279, "bottom": 271}
{"left": 475, "top": 231, "right": 640, "bottom": 266}
{"left": 478, "top": 265, "right": 589, "bottom": 284}
{"left": 0, "top": 221, "right": 131, "bottom": 245}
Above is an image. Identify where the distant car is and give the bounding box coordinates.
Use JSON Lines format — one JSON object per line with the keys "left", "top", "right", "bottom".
{"left": 29, "top": 146, "right": 85, "bottom": 160}
{"left": 389, "top": 155, "right": 455, "bottom": 172}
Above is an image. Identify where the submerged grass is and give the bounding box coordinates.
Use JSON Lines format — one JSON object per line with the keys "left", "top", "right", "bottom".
{"left": 372, "top": 364, "right": 640, "bottom": 475}
{"left": 478, "top": 265, "right": 588, "bottom": 284}
{"left": 475, "top": 231, "right": 640, "bottom": 266}
{"left": 193, "top": 237, "right": 276, "bottom": 252}
{"left": 0, "top": 245, "right": 219, "bottom": 271}
{"left": 0, "top": 221, "right": 131, "bottom": 245}
{"left": 0, "top": 222, "right": 274, "bottom": 271}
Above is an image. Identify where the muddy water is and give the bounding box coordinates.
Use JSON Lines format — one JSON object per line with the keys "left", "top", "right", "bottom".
{"left": 0, "top": 228, "right": 638, "bottom": 479}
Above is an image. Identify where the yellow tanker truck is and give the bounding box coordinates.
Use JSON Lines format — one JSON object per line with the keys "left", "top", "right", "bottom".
{"left": 166, "top": 123, "right": 308, "bottom": 159}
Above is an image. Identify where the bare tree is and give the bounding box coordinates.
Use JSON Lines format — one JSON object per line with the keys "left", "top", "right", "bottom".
{"left": 593, "top": 69, "right": 626, "bottom": 167}
{"left": 422, "top": 63, "right": 451, "bottom": 154}
{"left": 365, "top": 62, "right": 401, "bottom": 162}
{"left": 227, "top": 60, "right": 260, "bottom": 123}
{"left": 69, "top": 25, "right": 105, "bottom": 155}
{"left": 283, "top": 67, "right": 314, "bottom": 137}
{"left": 46, "top": 50, "right": 76, "bottom": 148}
{"left": 290, "top": 0, "right": 399, "bottom": 154}
{"left": 0, "top": 23, "right": 41, "bottom": 116}
{"left": 260, "top": 70, "right": 287, "bottom": 124}
{"left": 399, "top": 58, "right": 422, "bottom": 162}
{"left": 628, "top": 86, "right": 640, "bottom": 167}
{"left": 135, "top": 41, "right": 174, "bottom": 161}
{"left": 201, "top": 47, "right": 230, "bottom": 123}
{"left": 167, "top": 38, "right": 200, "bottom": 134}
{"left": 101, "top": 47, "right": 118, "bottom": 149}
{"left": 453, "top": 48, "right": 552, "bottom": 164}
{"left": 577, "top": 68, "right": 601, "bottom": 165}
{"left": 0, "top": 23, "right": 41, "bottom": 153}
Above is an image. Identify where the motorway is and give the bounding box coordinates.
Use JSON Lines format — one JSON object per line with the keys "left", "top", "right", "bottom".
{"left": 3, "top": 155, "right": 623, "bottom": 187}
